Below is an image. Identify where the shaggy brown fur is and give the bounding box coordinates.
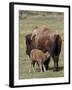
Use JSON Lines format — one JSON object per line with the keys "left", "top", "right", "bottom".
{"left": 25, "top": 26, "right": 62, "bottom": 71}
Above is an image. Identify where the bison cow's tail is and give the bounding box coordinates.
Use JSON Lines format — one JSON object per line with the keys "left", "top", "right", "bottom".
{"left": 54, "top": 34, "right": 62, "bottom": 56}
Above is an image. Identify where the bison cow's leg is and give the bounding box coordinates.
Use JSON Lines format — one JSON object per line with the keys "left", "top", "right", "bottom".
{"left": 29, "top": 61, "right": 35, "bottom": 72}
{"left": 32, "top": 61, "right": 36, "bottom": 72}
{"left": 53, "top": 56, "right": 59, "bottom": 72}
{"left": 44, "top": 57, "right": 50, "bottom": 70}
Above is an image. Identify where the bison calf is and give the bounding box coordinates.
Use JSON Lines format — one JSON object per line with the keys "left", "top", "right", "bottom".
{"left": 30, "top": 49, "right": 50, "bottom": 72}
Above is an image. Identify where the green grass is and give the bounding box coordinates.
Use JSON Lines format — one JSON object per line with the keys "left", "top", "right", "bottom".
{"left": 19, "top": 12, "right": 64, "bottom": 79}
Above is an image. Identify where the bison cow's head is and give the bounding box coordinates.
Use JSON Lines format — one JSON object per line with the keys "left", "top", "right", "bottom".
{"left": 25, "top": 34, "right": 32, "bottom": 56}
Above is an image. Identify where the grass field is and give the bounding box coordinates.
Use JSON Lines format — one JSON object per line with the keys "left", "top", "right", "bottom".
{"left": 19, "top": 11, "right": 64, "bottom": 79}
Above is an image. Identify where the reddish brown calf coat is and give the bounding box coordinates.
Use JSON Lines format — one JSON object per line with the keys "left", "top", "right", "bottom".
{"left": 30, "top": 49, "right": 49, "bottom": 72}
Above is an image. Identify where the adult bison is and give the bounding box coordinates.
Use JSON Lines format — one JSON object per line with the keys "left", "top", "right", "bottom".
{"left": 25, "top": 26, "right": 62, "bottom": 71}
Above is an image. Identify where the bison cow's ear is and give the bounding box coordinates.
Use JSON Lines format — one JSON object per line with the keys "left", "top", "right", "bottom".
{"left": 28, "top": 39, "right": 31, "bottom": 44}
{"left": 25, "top": 34, "right": 32, "bottom": 44}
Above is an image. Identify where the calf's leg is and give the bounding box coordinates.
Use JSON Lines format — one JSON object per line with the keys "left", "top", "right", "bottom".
{"left": 43, "top": 64, "right": 46, "bottom": 72}
{"left": 38, "top": 61, "right": 43, "bottom": 72}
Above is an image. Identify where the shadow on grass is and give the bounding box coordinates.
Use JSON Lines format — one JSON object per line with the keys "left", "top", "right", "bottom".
{"left": 48, "top": 66, "right": 64, "bottom": 71}
{"left": 35, "top": 66, "right": 64, "bottom": 72}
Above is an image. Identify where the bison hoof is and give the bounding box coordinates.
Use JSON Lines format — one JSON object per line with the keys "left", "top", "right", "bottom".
{"left": 53, "top": 68, "right": 58, "bottom": 72}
